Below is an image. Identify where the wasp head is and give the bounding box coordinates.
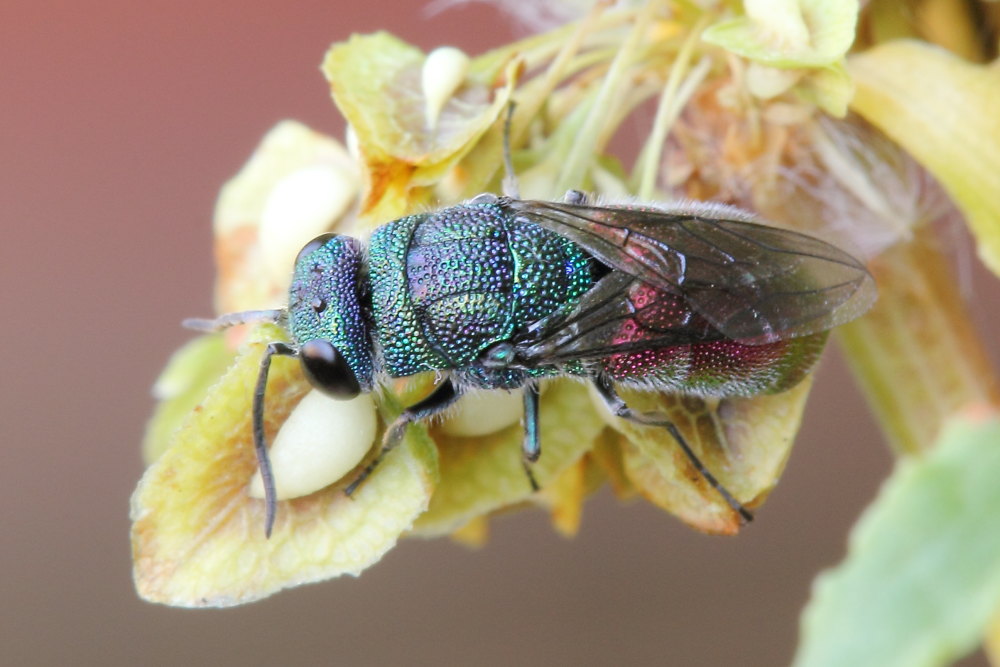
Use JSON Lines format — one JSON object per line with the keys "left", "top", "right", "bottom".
{"left": 287, "top": 233, "right": 374, "bottom": 397}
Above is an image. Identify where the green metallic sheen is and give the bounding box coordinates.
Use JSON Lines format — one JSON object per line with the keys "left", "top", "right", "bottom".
{"left": 368, "top": 201, "right": 594, "bottom": 380}
{"left": 286, "top": 235, "right": 373, "bottom": 390}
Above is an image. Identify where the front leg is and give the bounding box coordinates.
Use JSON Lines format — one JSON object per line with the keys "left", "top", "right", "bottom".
{"left": 344, "top": 377, "right": 461, "bottom": 496}
{"left": 592, "top": 374, "right": 754, "bottom": 524}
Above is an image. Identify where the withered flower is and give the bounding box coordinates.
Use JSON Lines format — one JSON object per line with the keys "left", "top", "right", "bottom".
{"left": 133, "top": 10, "right": 1000, "bottom": 657}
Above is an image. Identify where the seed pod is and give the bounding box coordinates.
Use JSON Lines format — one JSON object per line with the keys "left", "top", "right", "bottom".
{"left": 248, "top": 389, "right": 376, "bottom": 500}
{"left": 441, "top": 390, "right": 524, "bottom": 437}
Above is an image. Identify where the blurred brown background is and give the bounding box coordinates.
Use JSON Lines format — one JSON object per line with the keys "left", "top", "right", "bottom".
{"left": 2, "top": 2, "right": 996, "bottom": 665}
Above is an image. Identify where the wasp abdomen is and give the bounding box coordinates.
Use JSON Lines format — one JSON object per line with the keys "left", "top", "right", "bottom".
{"left": 598, "top": 281, "right": 828, "bottom": 396}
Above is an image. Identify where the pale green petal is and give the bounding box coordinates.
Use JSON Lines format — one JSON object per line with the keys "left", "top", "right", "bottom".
{"left": 795, "top": 412, "right": 1000, "bottom": 667}
{"left": 703, "top": 0, "right": 859, "bottom": 67}
{"left": 796, "top": 63, "right": 853, "bottom": 117}
{"left": 849, "top": 40, "right": 1000, "bottom": 277}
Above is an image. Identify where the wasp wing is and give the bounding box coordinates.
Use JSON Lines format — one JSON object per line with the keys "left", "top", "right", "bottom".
{"left": 507, "top": 199, "right": 876, "bottom": 345}
{"left": 516, "top": 271, "right": 726, "bottom": 365}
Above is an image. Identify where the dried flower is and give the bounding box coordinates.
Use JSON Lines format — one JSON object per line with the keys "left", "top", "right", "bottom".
{"left": 133, "top": 2, "right": 1000, "bottom": 638}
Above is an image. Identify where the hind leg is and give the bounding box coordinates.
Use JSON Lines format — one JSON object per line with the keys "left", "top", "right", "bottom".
{"left": 592, "top": 374, "right": 753, "bottom": 523}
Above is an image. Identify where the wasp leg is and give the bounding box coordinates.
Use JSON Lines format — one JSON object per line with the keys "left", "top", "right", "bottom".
{"left": 344, "top": 378, "right": 462, "bottom": 496}
{"left": 253, "top": 341, "right": 298, "bottom": 538}
{"left": 562, "top": 190, "right": 588, "bottom": 205}
{"left": 521, "top": 384, "right": 541, "bottom": 492}
{"left": 592, "top": 375, "right": 754, "bottom": 524}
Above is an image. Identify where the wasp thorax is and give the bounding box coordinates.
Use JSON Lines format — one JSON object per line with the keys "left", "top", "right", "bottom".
{"left": 288, "top": 233, "right": 374, "bottom": 392}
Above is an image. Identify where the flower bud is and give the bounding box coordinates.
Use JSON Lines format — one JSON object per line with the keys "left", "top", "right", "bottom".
{"left": 422, "top": 46, "right": 469, "bottom": 130}
{"left": 441, "top": 390, "right": 523, "bottom": 437}
{"left": 248, "top": 389, "right": 376, "bottom": 500}
{"left": 259, "top": 165, "right": 357, "bottom": 284}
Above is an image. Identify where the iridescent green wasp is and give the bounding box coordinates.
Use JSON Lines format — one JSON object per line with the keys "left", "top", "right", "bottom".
{"left": 188, "top": 184, "right": 875, "bottom": 536}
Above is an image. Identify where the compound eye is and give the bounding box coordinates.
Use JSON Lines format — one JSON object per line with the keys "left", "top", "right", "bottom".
{"left": 294, "top": 233, "right": 340, "bottom": 267}
{"left": 299, "top": 339, "right": 361, "bottom": 399}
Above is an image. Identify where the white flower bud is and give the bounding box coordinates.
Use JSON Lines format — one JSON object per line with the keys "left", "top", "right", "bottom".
{"left": 248, "top": 390, "right": 376, "bottom": 500}
{"left": 441, "top": 389, "right": 523, "bottom": 437}
{"left": 422, "top": 46, "right": 469, "bottom": 130}
{"left": 259, "top": 165, "right": 357, "bottom": 284}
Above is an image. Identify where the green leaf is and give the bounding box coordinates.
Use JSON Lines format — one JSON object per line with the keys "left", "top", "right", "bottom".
{"left": 795, "top": 412, "right": 1000, "bottom": 667}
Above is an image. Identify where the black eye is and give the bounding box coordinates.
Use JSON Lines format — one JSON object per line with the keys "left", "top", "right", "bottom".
{"left": 299, "top": 339, "right": 361, "bottom": 399}
{"left": 294, "top": 233, "right": 340, "bottom": 267}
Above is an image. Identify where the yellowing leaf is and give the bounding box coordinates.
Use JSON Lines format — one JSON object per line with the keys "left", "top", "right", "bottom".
{"left": 449, "top": 515, "right": 490, "bottom": 548}
{"left": 142, "top": 334, "right": 233, "bottom": 464}
{"left": 612, "top": 377, "right": 814, "bottom": 535}
{"left": 795, "top": 411, "right": 1000, "bottom": 667}
{"left": 589, "top": 429, "right": 637, "bottom": 499}
{"left": 537, "top": 457, "right": 588, "bottom": 537}
{"left": 131, "top": 325, "right": 437, "bottom": 606}
{"left": 322, "top": 32, "right": 515, "bottom": 222}
{"left": 837, "top": 230, "right": 1000, "bottom": 455}
{"left": 849, "top": 40, "right": 1000, "bottom": 277}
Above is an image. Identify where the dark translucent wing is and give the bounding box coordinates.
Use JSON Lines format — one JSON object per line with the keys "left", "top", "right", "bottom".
{"left": 517, "top": 272, "right": 724, "bottom": 365}
{"left": 507, "top": 199, "right": 877, "bottom": 344}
